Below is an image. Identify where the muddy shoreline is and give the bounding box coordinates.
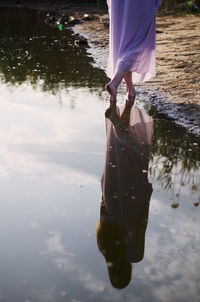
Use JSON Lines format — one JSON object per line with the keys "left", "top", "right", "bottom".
{"left": 0, "top": 1, "right": 200, "bottom": 136}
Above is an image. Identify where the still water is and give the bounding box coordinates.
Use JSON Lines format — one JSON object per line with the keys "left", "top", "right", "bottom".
{"left": 0, "top": 9, "right": 199, "bottom": 302}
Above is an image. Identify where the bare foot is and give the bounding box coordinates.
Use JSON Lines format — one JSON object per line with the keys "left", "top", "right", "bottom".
{"left": 105, "top": 99, "right": 121, "bottom": 127}
{"left": 105, "top": 82, "right": 117, "bottom": 102}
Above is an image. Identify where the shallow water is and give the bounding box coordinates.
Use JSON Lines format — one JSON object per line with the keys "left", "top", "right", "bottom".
{"left": 0, "top": 9, "right": 199, "bottom": 302}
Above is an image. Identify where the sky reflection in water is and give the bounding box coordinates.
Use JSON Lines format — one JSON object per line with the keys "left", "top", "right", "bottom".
{"left": 0, "top": 8, "right": 199, "bottom": 302}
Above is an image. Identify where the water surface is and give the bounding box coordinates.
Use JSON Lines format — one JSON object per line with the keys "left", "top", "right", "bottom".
{"left": 0, "top": 9, "right": 199, "bottom": 302}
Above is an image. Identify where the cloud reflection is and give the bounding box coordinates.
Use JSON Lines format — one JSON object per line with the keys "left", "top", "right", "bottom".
{"left": 45, "top": 231, "right": 66, "bottom": 255}
{"left": 0, "top": 84, "right": 105, "bottom": 184}
{"left": 43, "top": 231, "right": 130, "bottom": 302}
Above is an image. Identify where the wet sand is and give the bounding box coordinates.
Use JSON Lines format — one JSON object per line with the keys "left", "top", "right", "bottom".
{"left": 0, "top": 0, "right": 200, "bottom": 135}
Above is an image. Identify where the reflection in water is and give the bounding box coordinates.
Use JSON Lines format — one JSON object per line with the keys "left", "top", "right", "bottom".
{"left": 150, "top": 118, "right": 200, "bottom": 207}
{"left": 97, "top": 100, "right": 153, "bottom": 289}
{"left": 0, "top": 8, "right": 199, "bottom": 301}
{"left": 0, "top": 9, "right": 107, "bottom": 92}
{"left": 0, "top": 10, "right": 199, "bottom": 201}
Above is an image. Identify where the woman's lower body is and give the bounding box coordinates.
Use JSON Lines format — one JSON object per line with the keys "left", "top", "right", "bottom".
{"left": 106, "top": 0, "right": 161, "bottom": 102}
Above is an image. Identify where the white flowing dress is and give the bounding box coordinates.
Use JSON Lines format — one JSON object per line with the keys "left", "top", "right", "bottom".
{"left": 107, "top": 0, "right": 161, "bottom": 83}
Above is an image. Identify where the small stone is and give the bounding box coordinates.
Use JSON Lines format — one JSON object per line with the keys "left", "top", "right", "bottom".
{"left": 74, "top": 38, "right": 88, "bottom": 46}
{"left": 82, "top": 13, "right": 91, "bottom": 21}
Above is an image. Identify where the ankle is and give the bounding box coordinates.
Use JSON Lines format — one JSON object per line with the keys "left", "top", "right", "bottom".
{"left": 109, "top": 80, "right": 118, "bottom": 89}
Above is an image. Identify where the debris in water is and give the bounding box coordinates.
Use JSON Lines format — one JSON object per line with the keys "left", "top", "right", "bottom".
{"left": 171, "top": 203, "right": 179, "bottom": 209}
{"left": 107, "top": 262, "right": 113, "bottom": 268}
{"left": 60, "top": 291, "right": 67, "bottom": 297}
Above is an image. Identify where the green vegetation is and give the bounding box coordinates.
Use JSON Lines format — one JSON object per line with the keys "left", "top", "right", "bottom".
{"left": 159, "top": 0, "right": 200, "bottom": 13}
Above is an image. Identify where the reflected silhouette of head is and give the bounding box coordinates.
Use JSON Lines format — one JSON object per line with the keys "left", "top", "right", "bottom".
{"left": 96, "top": 221, "right": 132, "bottom": 289}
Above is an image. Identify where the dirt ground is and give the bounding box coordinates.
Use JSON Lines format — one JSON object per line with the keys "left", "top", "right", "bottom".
{"left": 74, "top": 14, "right": 200, "bottom": 135}
{"left": 153, "top": 15, "right": 200, "bottom": 105}
{"left": 75, "top": 14, "right": 200, "bottom": 106}
{"left": 1, "top": 0, "right": 200, "bottom": 134}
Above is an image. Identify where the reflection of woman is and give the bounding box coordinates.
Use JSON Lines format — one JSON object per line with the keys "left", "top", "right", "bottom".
{"left": 96, "top": 99, "right": 153, "bottom": 289}
{"left": 105, "top": 0, "right": 161, "bottom": 102}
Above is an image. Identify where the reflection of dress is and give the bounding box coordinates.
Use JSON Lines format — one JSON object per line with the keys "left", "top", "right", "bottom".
{"left": 107, "top": 0, "right": 161, "bottom": 83}
{"left": 101, "top": 106, "right": 153, "bottom": 262}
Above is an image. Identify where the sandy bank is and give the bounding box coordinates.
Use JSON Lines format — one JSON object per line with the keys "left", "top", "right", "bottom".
{"left": 74, "top": 14, "right": 200, "bottom": 136}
